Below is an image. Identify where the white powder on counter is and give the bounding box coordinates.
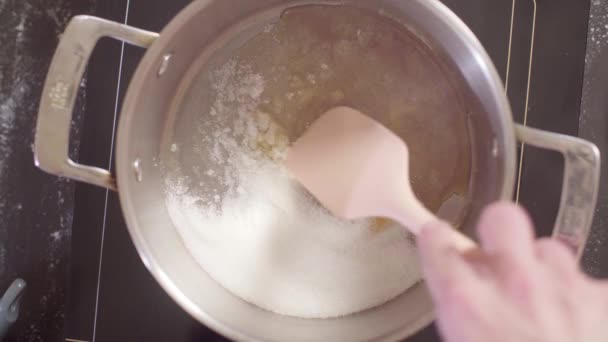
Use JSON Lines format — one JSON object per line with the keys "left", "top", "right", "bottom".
{"left": 163, "top": 57, "right": 422, "bottom": 318}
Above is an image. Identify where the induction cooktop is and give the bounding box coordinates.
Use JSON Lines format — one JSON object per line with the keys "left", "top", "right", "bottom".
{"left": 55, "top": 0, "right": 595, "bottom": 341}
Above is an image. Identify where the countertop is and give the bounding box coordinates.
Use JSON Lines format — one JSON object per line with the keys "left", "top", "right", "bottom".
{"left": 580, "top": 0, "right": 608, "bottom": 279}
{"left": 0, "top": 1, "right": 93, "bottom": 341}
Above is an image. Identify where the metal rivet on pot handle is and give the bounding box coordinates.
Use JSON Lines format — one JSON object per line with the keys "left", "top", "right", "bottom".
{"left": 34, "top": 16, "right": 159, "bottom": 191}
{"left": 157, "top": 53, "right": 173, "bottom": 77}
{"left": 515, "top": 124, "right": 601, "bottom": 259}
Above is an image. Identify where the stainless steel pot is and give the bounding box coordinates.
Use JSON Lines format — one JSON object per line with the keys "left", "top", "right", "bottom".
{"left": 34, "top": 0, "right": 600, "bottom": 341}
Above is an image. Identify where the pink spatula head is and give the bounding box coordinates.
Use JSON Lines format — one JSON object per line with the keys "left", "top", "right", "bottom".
{"left": 286, "top": 106, "right": 474, "bottom": 249}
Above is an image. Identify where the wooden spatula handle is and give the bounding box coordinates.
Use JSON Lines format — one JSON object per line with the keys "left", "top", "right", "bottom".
{"left": 447, "top": 227, "right": 477, "bottom": 251}
{"left": 396, "top": 195, "right": 477, "bottom": 252}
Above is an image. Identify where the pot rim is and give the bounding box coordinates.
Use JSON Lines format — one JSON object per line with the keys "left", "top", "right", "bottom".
{"left": 115, "top": 0, "right": 516, "bottom": 340}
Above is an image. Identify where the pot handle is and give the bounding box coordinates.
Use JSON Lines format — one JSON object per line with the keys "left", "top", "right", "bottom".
{"left": 34, "top": 15, "right": 158, "bottom": 190}
{"left": 515, "top": 124, "right": 601, "bottom": 258}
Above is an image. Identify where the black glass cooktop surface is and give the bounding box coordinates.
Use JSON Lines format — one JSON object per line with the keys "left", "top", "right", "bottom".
{"left": 63, "top": 1, "right": 592, "bottom": 341}
{"left": 4, "top": 0, "right": 601, "bottom": 341}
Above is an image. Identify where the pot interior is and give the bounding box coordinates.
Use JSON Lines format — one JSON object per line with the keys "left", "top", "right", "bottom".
{"left": 116, "top": 0, "right": 514, "bottom": 341}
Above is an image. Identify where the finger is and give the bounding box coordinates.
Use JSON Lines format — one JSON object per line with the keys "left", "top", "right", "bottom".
{"left": 535, "top": 238, "right": 577, "bottom": 275}
{"left": 477, "top": 202, "right": 535, "bottom": 261}
{"left": 418, "top": 221, "right": 480, "bottom": 302}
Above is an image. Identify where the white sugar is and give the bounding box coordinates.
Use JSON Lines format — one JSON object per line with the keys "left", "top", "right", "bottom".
{"left": 164, "top": 56, "right": 421, "bottom": 318}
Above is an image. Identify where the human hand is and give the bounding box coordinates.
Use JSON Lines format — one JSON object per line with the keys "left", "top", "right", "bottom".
{"left": 418, "top": 202, "right": 608, "bottom": 342}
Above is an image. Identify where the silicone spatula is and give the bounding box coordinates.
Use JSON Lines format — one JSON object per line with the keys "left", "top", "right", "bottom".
{"left": 286, "top": 106, "right": 475, "bottom": 250}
